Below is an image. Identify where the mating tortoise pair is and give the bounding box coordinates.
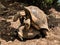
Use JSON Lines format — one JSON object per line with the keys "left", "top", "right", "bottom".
{"left": 12, "top": 6, "right": 49, "bottom": 40}
{"left": 14, "top": 6, "right": 48, "bottom": 38}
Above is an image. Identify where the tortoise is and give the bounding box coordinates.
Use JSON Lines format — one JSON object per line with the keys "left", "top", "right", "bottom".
{"left": 17, "top": 6, "right": 49, "bottom": 40}
{"left": 7, "top": 5, "right": 49, "bottom": 40}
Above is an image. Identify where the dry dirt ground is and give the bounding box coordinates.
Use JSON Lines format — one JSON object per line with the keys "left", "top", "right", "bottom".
{"left": 0, "top": 8, "right": 60, "bottom": 45}
{"left": 0, "top": 27, "right": 60, "bottom": 45}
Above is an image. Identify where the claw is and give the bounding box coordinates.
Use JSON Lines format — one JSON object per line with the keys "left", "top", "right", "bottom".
{"left": 20, "top": 37, "right": 23, "bottom": 41}
{"left": 18, "top": 32, "right": 23, "bottom": 40}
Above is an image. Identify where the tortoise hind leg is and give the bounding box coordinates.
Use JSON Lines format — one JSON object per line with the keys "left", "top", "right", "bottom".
{"left": 40, "top": 28, "right": 48, "bottom": 38}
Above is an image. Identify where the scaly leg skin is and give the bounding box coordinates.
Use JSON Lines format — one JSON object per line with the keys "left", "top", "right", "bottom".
{"left": 40, "top": 29, "right": 48, "bottom": 38}
{"left": 24, "top": 19, "right": 30, "bottom": 30}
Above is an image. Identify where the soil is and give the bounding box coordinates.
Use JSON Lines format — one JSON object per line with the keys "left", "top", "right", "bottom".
{"left": 0, "top": 27, "right": 60, "bottom": 45}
